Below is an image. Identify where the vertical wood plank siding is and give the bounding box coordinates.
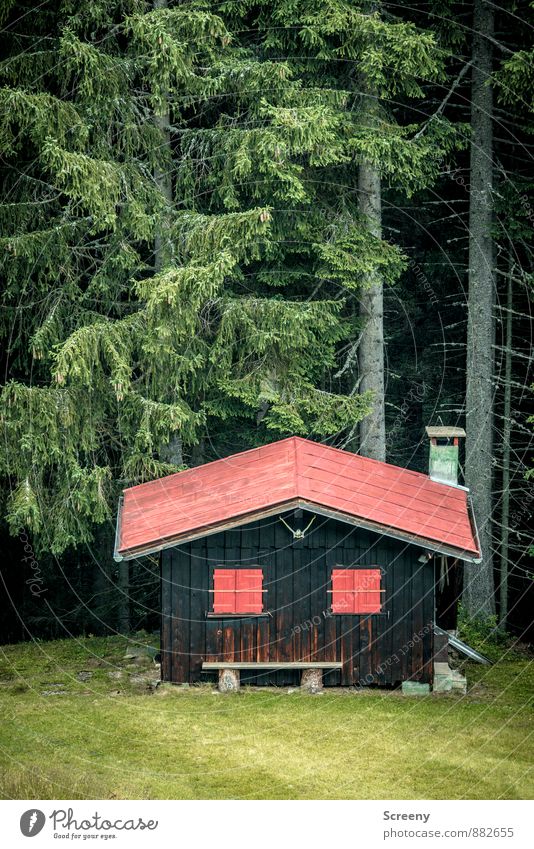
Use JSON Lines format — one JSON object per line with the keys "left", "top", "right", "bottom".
{"left": 160, "top": 511, "right": 435, "bottom": 686}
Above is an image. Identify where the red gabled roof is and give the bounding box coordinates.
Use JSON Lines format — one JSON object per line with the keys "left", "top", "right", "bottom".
{"left": 115, "top": 436, "right": 480, "bottom": 561}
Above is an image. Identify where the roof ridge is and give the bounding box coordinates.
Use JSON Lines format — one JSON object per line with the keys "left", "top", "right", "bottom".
{"left": 122, "top": 434, "right": 464, "bottom": 497}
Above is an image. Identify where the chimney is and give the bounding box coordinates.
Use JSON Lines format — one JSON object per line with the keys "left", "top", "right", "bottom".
{"left": 425, "top": 426, "right": 466, "bottom": 486}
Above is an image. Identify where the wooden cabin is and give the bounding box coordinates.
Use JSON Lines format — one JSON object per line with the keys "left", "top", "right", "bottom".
{"left": 114, "top": 433, "right": 480, "bottom": 692}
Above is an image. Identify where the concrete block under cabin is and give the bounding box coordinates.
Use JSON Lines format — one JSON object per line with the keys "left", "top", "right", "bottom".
{"left": 114, "top": 434, "right": 481, "bottom": 691}
{"left": 402, "top": 681, "right": 431, "bottom": 696}
{"left": 450, "top": 670, "right": 468, "bottom": 695}
{"left": 433, "top": 663, "right": 467, "bottom": 695}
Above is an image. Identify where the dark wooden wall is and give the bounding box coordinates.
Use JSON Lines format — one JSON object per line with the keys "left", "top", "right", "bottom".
{"left": 161, "top": 510, "right": 435, "bottom": 686}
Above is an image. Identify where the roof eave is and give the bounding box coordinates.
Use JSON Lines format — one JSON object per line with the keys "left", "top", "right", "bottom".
{"left": 296, "top": 500, "right": 482, "bottom": 563}
{"left": 113, "top": 496, "right": 124, "bottom": 562}
{"left": 116, "top": 497, "right": 481, "bottom": 564}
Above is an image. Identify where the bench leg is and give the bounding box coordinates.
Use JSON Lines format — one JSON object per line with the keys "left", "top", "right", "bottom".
{"left": 218, "top": 668, "right": 240, "bottom": 693}
{"left": 301, "top": 668, "right": 323, "bottom": 693}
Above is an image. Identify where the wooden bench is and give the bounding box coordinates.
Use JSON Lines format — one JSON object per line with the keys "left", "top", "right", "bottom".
{"left": 201, "top": 661, "right": 343, "bottom": 693}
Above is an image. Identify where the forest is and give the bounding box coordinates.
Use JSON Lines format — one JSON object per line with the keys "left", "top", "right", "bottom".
{"left": 0, "top": 0, "right": 532, "bottom": 647}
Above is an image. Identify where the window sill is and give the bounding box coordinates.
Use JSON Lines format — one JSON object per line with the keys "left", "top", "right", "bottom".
{"left": 205, "top": 612, "right": 271, "bottom": 619}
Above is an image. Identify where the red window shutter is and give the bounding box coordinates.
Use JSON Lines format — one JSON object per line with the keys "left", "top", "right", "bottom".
{"left": 213, "top": 569, "right": 236, "bottom": 613}
{"left": 332, "top": 569, "right": 354, "bottom": 613}
{"left": 236, "top": 569, "right": 263, "bottom": 614}
{"left": 354, "top": 569, "right": 382, "bottom": 613}
{"left": 332, "top": 568, "right": 382, "bottom": 614}
{"left": 213, "top": 568, "right": 263, "bottom": 614}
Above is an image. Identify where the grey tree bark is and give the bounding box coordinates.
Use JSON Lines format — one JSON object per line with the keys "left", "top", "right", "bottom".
{"left": 153, "top": 0, "right": 174, "bottom": 273}
{"left": 154, "top": 0, "right": 183, "bottom": 468}
{"left": 358, "top": 158, "right": 386, "bottom": 462}
{"left": 499, "top": 258, "right": 513, "bottom": 627}
{"left": 117, "top": 560, "right": 130, "bottom": 635}
{"left": 463, "top": 0, "right": 496, "bottom": 617}
{"left": 355, "top": 3, "right": 386, "bottom": 462}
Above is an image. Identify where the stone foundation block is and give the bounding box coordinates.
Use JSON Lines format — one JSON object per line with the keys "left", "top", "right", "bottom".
{"left": 218, "top": 668, "right": 240, "bottom": 692}
{"left": 301, "top": 668, "right": 323, "bottom": 693}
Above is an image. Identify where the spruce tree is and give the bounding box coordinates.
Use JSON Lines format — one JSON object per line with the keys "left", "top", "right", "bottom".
{"left": 219, "top": 0, "right": 461, "bottom": 458}
{"left": 0, "top": 0, "right": 377, "bottom": 555}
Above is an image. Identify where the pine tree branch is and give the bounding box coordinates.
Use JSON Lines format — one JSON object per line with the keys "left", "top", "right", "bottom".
{"left": 413, "top": 62, "right": 473, "bottom": 140}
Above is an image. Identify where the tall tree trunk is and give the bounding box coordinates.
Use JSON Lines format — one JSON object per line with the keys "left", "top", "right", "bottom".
{"left": 117, "top": 560, "right": 130, "bottom": 634}
{"left": 153, "top": 0, "right": 173, "bottom": 274}
{"left": 153, "top": 0, "right": 183, "bottom": 468}
{"left": 356, "top": 3, "right": 385, "bottom": 462}
{"left": 92, "top": 558, "right": 108, "bottom": 636}
{"left": 464, "top": 0, "right": 496, "bottom": 617}
{"left": 358, "top": 160, "right": 386, "bottom": 462}
{"left": 499, "top": 256, "right": 513, "bottom": 627}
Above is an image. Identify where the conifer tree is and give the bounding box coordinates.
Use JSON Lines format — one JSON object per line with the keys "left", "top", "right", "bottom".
{"left": 0, "top": 0, "right": 378, "bottom": 555}
{"left": 1, "top": 1, "right": 530, "bottom": 638}
{"left": 220, "top": 0, "right": 461, "bottom": 459}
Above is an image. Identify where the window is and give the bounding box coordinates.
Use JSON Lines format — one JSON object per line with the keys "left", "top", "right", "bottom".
{"left": 331, "top": 568, "right": 383, "bottom": 614}
{"left": 212, "top": 568, "right": 264, "bottom": 614}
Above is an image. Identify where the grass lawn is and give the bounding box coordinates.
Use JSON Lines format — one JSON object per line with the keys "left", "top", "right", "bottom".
{"left": 0, "top": 635, "right": 532, "bottom": 800}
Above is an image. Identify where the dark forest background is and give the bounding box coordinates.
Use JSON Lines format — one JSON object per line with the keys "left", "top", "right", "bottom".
{"left": 0, "top": 0, "right": 532, "bottom": 646}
